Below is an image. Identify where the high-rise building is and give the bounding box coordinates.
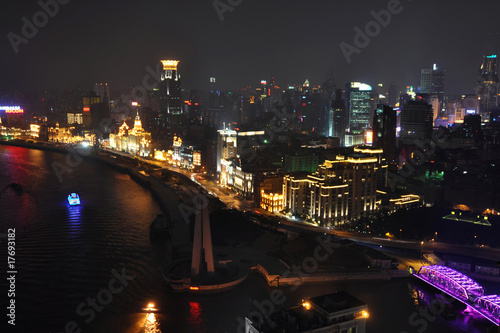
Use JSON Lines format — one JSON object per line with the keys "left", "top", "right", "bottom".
{"left": 284, "top": 151, "right": 380, "bottom": 225}
{"left": 159, "top": 60, "right": 181, "bottom": 116}
{"left": 346, "top": 82, "right": 373, "bottom": 133}
{"left": 420, "top": 69, "right": 432, "bottom": 94}
{"left": 82, "top": 94, "right": 100, "bottom": 126}
{"left": 373, "top": 104, "right": 396, "bottom": 163}
{"left": 328, "top": 89, "right": 346, "bottom": 139}
{"left": 476, "top": 54, "right": 499, "bottom": 113}
{"left": 388, "top": 83, "right": 399, "bottom": 108}
{"left": 399, "top": 100, "right": 434, "bottom": 145}
{"left": 420, "top": 64, "right": 445, "bottom": 102}
{"left": 216, "top": 129, "right": 237, "bottom": 173}
{"left": 94, "top": 83, "right": 110, "bottom": 103}
{"left": 431, "top": 64, "right": 445, "bottom": 101}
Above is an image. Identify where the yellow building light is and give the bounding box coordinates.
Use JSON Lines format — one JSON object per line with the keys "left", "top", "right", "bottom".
{"left": 160, "top": 60, "right": 179, "bottom": 70}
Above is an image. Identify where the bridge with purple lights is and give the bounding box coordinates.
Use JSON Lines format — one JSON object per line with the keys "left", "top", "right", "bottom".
{"left": 411, "top": 265, "right": 500, "bottom": 326}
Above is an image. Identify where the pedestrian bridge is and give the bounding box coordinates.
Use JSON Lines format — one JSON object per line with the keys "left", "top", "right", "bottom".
{"left": 411, "top": 265, "right": 499, "bottom": 326}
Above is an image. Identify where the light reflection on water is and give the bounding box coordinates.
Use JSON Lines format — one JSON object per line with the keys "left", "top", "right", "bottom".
{"left": 188, "top": 301, "right": 203, "bottom": 330}
{"left": 140, "top": 313, "right": 162, "bottom": 333}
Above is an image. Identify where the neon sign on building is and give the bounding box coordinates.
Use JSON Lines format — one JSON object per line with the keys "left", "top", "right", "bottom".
{"left": 0, "top": 106, "right": 24, "bottom": 114}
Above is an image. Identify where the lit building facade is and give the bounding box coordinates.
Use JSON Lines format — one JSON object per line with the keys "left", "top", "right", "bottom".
{"left": 284, "top": 154, "right": 320, "bottom": 173}
{"left": 261, "top": 191, "right": 284, "bottom": 213}
{"left": 476, "top": 54, "right": 499, "bottom": 113}
{"left": 109, "top": 112, "right": 151, "bottom": 156}
{"left": 319, "top": 154, "right": 379, "bottom": 221}
{"left": 159, "top": 60, "right": 182, "bottom": 116}
{"left": 67, "top": 112, "right": 83, "bottom": 125}
{"left": 346, "top": 82, "right": 373, "bottom": 133}
{"left": 284, "top": 151, "right": 380, "bottom": 226}
{"left": 216, "top": 129, "right": 237, "bottom": 173}
{"left": 420, "top": 64, "right": 445, "bottom": 102}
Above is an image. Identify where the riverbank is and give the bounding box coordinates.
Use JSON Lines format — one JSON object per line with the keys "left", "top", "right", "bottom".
{"left": 0, "top": 139, "right": 414, "bottom": 286}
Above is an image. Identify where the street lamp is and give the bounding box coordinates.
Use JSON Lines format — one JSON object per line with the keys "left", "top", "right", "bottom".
{"left": 435, "top": 232, "right": 437, "bottom": 242}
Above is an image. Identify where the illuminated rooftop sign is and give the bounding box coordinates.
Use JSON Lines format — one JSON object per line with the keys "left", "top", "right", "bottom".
{"left": 487, "top": 55, "right": 497, "bottom": 59}
{"left": 160, "top": 60, "right": 179, "bottom": 70}
{"left": 351, "top": 82, "right": 372, "bottom": 91}
{"left": 1, "top": 106, "right": 24, "bottom": 114}
{"left": 1, "top": 106, "right": 23, "bottom": 112}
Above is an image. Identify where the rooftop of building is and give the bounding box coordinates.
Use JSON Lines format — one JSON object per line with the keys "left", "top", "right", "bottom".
{"left": 254, "top": 291, "right": 367, "bottom": 332}
{"left": 309, "top": 291, "right": 366, "bottom": 314}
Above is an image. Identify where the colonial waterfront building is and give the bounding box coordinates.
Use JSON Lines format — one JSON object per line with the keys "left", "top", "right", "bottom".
{"left": 109, "top": 111, "right": 152, "bottom": 156}
{"left": 284, "top": 150, "right": 381, "bottom": 227}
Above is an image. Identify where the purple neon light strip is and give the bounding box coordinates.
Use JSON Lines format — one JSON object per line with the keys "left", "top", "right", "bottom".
{"left": 416, "top": 267, "right": 499, "bottom": 326}
{"left": 422, "top": 266, "right": 484, "bottom": 294}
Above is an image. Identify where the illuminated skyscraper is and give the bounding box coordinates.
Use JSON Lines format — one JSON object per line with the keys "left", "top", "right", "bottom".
{"left": 476, "top": 54, "right": 499, "bottom": 112}
{"left": 420, "top": 69, "right": 432, "bottom": 94}
{"left": 159, "top": 60, "right": 181, "bottom": 116}
{"left": 346, "top": 82, "right": 372, "bottom": 132}
{"left": 216, "top": 129, "right": 237, "bottom": 173}
{"left": 94, "top": 83, "right": 110, "bottom": 103}
{"left": 420, "top": 64, "right": 445, "bottom": 102}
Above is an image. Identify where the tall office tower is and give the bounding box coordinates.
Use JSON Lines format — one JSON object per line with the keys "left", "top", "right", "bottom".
{"left": 328, "top": 89, "right": 346, "bottom": 139}
{"left": 94, "top": 83, "right": 110, "bottom": 103}
{"left": 209, "top": 77, "right": 216, "bottom": 92}
{"left": 476, "top": 54, "right": 499, "bottom": 112}
{"left": 208, "top": 77, "right": 219, "bottom": 108}
{"left": 346, "top": 82, "right": 372, "bottom": 133}
{"left": 399, "top": 100, "right": 434, "bottom": 145}
{"left": 159, "top": 60, "right": 182, "bottom": 116}
{"left": 216, "top": 129, "right": 237, "bottom": 173}
{"left": 82, "top": 94, "right": 100, "bottom": 127}
{"left": 388, "top": 83, "right": 399, "bottom": 107}
{"left": 323, "top": 154, "right": 379, "bottom": 222}
{"left": 431, "top": 64, "right": 445, "bottom": 102}
{"left": 373, "top": 104, "right": 396, "bottom": 162}
{"left": 429, "top": 95, "right": 440, "bottom": 124}
{"left": 420, "top": 69, "right": 432, "bottom": 94}
{"left": 420, "top": 64, "right": 445, "bottom": 101}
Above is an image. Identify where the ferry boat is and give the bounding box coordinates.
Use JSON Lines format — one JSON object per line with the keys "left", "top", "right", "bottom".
{"left": 67, "top": 193, "right": 81, "bottom": 206}
{"left": 141, "top": 302, "right": 159, "bottom": 313}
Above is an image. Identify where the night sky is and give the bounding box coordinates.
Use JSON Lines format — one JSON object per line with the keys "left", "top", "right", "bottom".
{"left": 1, "top": 0, "right": 499, "bottom": 94}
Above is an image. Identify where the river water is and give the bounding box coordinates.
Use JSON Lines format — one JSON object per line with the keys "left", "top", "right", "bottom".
{"left": 0, "top": 145, "right": 498, "bottom": 333}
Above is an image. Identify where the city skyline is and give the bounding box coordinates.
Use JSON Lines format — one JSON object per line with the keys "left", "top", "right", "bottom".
{"left": 1, "top": 0, "right": 500, "bottom": 94}
{"left": 2, "top": 1, "right": 500, "bottom": 332}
